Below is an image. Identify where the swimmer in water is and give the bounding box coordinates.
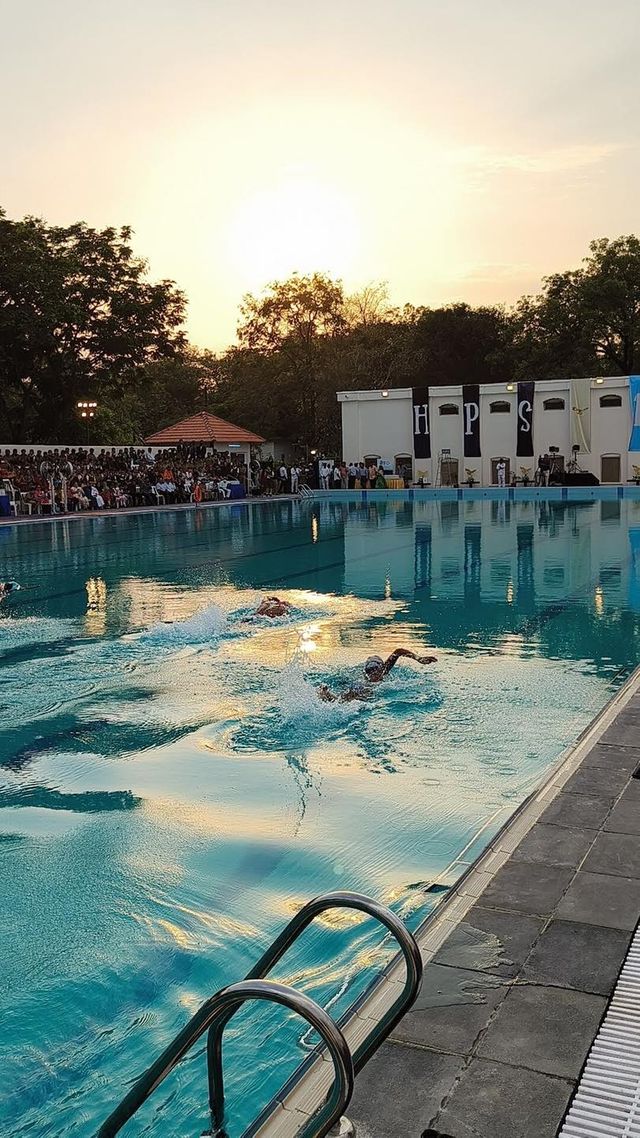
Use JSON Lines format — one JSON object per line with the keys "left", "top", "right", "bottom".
{"left": 0, "top": 581, "right": 20, "bottom": 602}
{"left": 317, "top": 648, "right": 437, "bottom": 702}
{"left": 253, "top": 596, "right": 291, "bottom": 618}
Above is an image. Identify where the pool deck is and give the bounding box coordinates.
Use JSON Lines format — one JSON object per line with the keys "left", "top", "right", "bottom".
{"left": 0, "top": 494, "right": 299, "bottom": 526}
{"left": 346, "top": 670, "right": 640, "bottom": 1138}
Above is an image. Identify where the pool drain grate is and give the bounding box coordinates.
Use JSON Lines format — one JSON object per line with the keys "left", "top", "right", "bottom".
{"left": 559, "top": 922, "right": 640, "bottom": 1137}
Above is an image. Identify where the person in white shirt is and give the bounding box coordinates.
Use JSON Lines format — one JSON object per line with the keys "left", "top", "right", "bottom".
{"left": 347, "top": 462, "right": 357, "bottom": 489}
{"left": 291, "top": 465, "right": 300, "bottom": 493}
{"left": 496, "top": 460, "right": 506, "bottom": 488}
{"left": 278, "top": 464, "right": 289, "bottom": 493}
{"left": 333, "top": 465, "right": 341, "bottom": 488}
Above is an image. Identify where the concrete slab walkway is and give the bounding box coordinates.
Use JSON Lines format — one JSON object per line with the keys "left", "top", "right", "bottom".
{"left": 349, "top": 696, "right": 640, "bottom": 1138}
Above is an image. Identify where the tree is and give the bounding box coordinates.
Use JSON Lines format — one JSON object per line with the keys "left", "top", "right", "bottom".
{"left": 413, "top": 303, "right": 515, "bottom": 386}
{"left": 512, "top": 236, "right": 640, "bottom": 378}
{"left": 206, "top": 347, "right": 294, "bottom": 443}
{"left": 98, "top": 350, "right": 218, "bottom": 443}
{"left": 236, "top": 272, "right": 347, "bottom": 447}
{"left": 343, "top": 281, "right": 394, "bottom": 329}
{"left": 0, "top": 209, "right": 187, "bottom": 441}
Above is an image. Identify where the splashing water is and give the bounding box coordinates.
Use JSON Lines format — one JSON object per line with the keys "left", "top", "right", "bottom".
{"left": 143, "top": 603, "right": 229, "bottom": 644}
{"left": 2, "top": 498, "right": 639, "bottom": 1138}
{"left": 277, "top": 656, "right": 362, "bottom": 725}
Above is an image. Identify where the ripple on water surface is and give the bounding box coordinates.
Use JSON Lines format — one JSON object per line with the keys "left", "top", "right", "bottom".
{"left": 0, "top": 498, "right": 636, "bottom": 1135}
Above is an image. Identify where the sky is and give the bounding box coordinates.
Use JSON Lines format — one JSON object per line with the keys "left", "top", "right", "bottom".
{"left": 1, "top": 0, "right": 639, "bottom": 349}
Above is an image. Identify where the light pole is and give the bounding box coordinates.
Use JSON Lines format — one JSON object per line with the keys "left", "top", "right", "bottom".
{"left": 77, "top": 400, "right": 98, "bottom": 446}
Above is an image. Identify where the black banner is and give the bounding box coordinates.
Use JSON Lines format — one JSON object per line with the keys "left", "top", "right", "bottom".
{"left": 414, "top": 524, "right": 432, "bottom": 592}
{"left": 517, "top": 524, "right": 534, "bottom": 608}
{"left": 412, "top": 387, "right": 430, "bottom": 459}
{"left": 516, "top": 381, "right": 534, "bottom": 457}
{"left": 464, "top": 524, "right": 481, "bottom": 595}
{"left": 462, "top": 384, "right": 481, "bottom": 457}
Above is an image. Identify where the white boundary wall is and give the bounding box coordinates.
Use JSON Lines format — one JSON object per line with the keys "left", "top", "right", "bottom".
{"left": 338, "top": 377, "right": 638, "bottom": 485}
{"left": 0, "top": 442, "right": 254, "bottom": 464}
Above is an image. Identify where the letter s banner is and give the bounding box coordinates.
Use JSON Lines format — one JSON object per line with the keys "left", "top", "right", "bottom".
{"left": 516, "top": 381, "right": 534, "bottom": 457}
{"left": 629, "top": 377, "right": 640, "bottom": 452}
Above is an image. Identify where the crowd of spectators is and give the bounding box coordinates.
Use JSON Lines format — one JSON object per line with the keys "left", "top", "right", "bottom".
{"left": 0, "top": 446, "right": 314, "bottom": 515}
{"left": 0, "top": 446, "right": 413, "bottom": 516}
{"left": 316, "top": 459, "right": 412, "bottom": 489}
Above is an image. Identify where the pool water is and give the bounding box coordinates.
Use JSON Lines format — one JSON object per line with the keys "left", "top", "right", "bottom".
{"left": 2, "top": 495, "right": 640, "bottom": 1136}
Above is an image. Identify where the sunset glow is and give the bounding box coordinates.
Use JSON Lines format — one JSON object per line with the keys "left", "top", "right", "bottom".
{"left": 1, "top": 0, "right": 638, "bottom": 349}
{"left": 227, "top": 174, "right": 360, "bottom": 287}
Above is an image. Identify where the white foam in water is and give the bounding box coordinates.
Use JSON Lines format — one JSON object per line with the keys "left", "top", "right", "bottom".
{"left": 277, "top": 657, "right": 362, "bottom": 725}
{"left": 144, "top": 604, "right": 229, "bottom": 643}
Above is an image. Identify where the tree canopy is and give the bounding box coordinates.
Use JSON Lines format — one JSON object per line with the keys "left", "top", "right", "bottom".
{"left": 0, "top": 209, "right": 186, "bottom": 442}
{"left": 513, "top": 236, "right": 640, "bottom": 379}
{"left": 2, "top": 204, "right": 640, "bottom": 450}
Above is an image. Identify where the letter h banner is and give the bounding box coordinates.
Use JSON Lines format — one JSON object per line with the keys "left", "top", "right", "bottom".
{"left": 413, "top": 387, "right": 430, "bottom": 459}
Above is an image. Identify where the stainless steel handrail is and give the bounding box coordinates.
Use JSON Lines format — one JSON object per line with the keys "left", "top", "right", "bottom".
{"left": 97, "top": 979, "right": 353, "bottom": 1138}
{"left": 227, "top": 891, "right": 423, "bottom": 1075}
{"left": 97, "top": 892, "right": 422, "bottom": 1138}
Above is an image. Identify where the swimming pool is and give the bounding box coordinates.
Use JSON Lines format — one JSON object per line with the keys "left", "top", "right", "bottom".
{"left": 2, "top": 494, "right": 640, "bottom": 1136}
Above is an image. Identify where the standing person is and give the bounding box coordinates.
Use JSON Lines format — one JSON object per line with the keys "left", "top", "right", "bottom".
{"left": 368, "top": 460, "right": 378, "bottom": 488}
{"left": 333, "top": 464, "right": 342, "bottom": 489}
{"left": 290, "top": 464, "right": 300, "bottom": 494}
{"left": 358, "top": 461, "right": 367, "bottom": 489}
{"left": 319, "top": 459, "right": 331, "bottom": 490}
{"left": 340, "top": 462, "right": 348, "bottom": 489}
{"left": 536, "top": 454, "right": 549, "bottom": 486}
{"left": 278, "top": 461, "right": 289, "bottom": 494}
{"left": 347, "top": 461, "right": 357, "bottom": 489}
{"left": 496, "top": 459, "right": 506, "bottom": 488}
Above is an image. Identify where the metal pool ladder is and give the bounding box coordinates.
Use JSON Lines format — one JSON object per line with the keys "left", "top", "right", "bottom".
{"left": 97, "top": 890, "right": 423, "bottom": 1138}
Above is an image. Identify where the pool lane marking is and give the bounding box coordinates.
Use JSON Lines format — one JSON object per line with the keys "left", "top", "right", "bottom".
{"left": 4, "top": 498, "right": 634, "bottom": 663}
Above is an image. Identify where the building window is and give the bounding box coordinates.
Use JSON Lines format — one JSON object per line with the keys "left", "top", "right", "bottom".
{"left": 489, "top": 400, "right": 511, "bottom": 413}
{"left": 394, "top": 454, "right": 413, "bottom": 477}
{"left": 599, "top": 394, "right": 622, "bottom": 408}
{"left": 543, "top": 397, "right": 565, "bottom": 410}
{"left": 439, "top": 403, "right": 459, "bottom": 415}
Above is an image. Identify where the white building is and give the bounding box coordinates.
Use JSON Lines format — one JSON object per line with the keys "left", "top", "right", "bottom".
{"left": 338, "top": 377, "right": 640, "bottom": 486}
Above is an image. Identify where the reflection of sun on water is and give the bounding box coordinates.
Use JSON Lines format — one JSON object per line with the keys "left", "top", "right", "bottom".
{"left": 85, "top": 577, "right": 107, "bottom": 635}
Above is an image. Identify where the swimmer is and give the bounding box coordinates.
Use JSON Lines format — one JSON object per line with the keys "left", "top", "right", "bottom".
{"left": 253, "top": 596, "right": 291, "bottom": 618}
{"left": 318, "top": 648, "right": 437, "bottom": 702}
{"left": 0, "top": 581, "right": 20, "bottom": 602}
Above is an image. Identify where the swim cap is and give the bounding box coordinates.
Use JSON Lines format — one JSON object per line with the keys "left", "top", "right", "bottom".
{"left": 3, "top": 581, "right": 19, "bottom": 592}
{"left": 364, "top": 655, "right": 384, "bottom": 674}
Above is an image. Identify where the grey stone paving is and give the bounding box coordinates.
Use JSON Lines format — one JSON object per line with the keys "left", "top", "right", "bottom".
{"left": 348, "top": 699, "right": 640, "bottom": 1138}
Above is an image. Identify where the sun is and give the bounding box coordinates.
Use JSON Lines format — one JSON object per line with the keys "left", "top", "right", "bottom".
{"left": 226, "top": 173, "right": 360, "bottom": 287}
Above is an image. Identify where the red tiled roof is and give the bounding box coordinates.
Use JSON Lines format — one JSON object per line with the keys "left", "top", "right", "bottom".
{"left": 145, "top": 411, "right": 265, "bottom": 446}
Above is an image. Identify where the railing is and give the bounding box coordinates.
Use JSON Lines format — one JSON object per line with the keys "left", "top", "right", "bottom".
{"left": 234, "top": 891, "right": 422, "bottom": 1076}
{"left": 97, "top": 891, "right": 423, "bottom": 1138}
{"left": 298, "top": 484, "right": 314, "bottom": 499}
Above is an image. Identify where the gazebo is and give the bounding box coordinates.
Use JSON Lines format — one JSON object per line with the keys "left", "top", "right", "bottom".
{"left": 145, "top": 411, "right": 264, "bottom": 464}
